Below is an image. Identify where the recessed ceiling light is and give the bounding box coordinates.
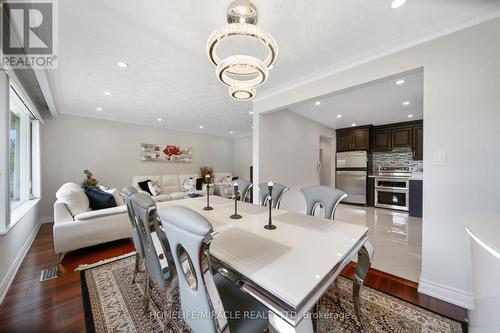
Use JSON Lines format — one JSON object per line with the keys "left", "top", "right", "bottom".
{"left": 268, "top": 64, "right": 274, "bottom": 70}
{"left": 199, "top": 125, "right": 204, "bottom": 129}
{"left": 104, "top": 91, "right": 112, "bottom": 96}
{"left": 96, "top": 107, "right": 102, "bottom": 111}
{"left": 249, "top": 111, "right": 254, "bottom": 115}
{"left": 390, "top": 0, "right": 407, "bottom": 9}
{"left": 157, "top": 118, "right": 162, "bottom": 122}
{"left": 403, "top": 101, "right": 410, "bottom": 106}
{"left": 117, "top": 62, "right": 128, "bottom": 68}
{"left": 337, "top": 114, "right": 342, "bottom": 118}
{"left": 251, "top": 126, "right": 254, "bottom": 129}
{"left": 351, "top": 123, "right": 356, "bottom": 127}
{"left": 396, "top": 79, "right": 405, "bottom": 85}
{"left": 229, "top": 131, "right": 234, "bottom": 135}
{"left": 315, "top": 101, "right": 321, "bottom": 106}
{"left": 408, "top": 114, "right": 414, "bottom": 118}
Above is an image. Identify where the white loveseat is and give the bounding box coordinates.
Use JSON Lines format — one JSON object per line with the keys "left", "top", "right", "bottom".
{"left": 53, "top": 183, "right": 131, "bottom": 262}
{"left": 131, "top": 172, "right": 233, "bottom": 201}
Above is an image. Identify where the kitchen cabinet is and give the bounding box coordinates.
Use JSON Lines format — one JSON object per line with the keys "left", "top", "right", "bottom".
{"left": 412, "top": 125, "right": 423, "bottom": 160}
{"left": 371, "top": 120, "right": 423, "bottom": 159}
{"left": 336, "top": 125, "right": 371, "bottom": 152}
{"left": 409, "top": 180, "right": 423, "bottom": 217}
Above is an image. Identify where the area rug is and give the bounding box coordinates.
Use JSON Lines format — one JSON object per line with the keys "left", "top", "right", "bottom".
{"left": 80, "top": 255, "right": 465, "bottom": 333}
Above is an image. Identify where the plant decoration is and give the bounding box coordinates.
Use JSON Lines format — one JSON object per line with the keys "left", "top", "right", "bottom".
{"left": 200, "top": 166, "right": 214, "bottom": 180}
{"left": 82, "top": 169, "right": 99, "bottom": 188}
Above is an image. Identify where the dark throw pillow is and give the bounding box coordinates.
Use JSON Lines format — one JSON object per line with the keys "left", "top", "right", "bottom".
{"left": 84, "top": 187, "right": 117, "bottom": 210}
{"left": 196, "top": 178, "right": 204, "bottom": 191}
{"left": 137, "top": 180, "right": 152, "bottom": 194}
{"left": 232, "top": 176, "right": 239, "bottom": 181}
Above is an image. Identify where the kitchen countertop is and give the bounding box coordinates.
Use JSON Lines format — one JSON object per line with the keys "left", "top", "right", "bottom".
{"left": 368, "top": 172, "right": 424, "bottom": 180}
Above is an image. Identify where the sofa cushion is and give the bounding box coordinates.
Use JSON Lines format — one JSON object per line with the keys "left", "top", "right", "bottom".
{"left": 84, "top": 187, "right": 117, "bottom": 210}
{"left": 213, "top": 173, "right": 232, "bottom": 183}
{"left": 103, "top": 188, "right": 124, "bottom": 206}
{"left": 138, "top": 180, "right": 152, "bottom": 194}
{"left": 56, "top": 182, "right": 90, "bottom": 217}
{"left": 162, "top": 175, "right": 181, "bottom": 194}
{"left": 170, "top": 192, "right": 187, "bottom": 200}
{"left": 152, "top": 194, "right": 173, "bottom": 202}
{"left": 74, "top": 205, "right": 127, "bottom": 221}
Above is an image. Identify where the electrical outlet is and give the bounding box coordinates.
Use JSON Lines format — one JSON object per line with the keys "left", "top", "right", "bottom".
{"left": 433, "top": 151, "right": 446, "bottom": 165}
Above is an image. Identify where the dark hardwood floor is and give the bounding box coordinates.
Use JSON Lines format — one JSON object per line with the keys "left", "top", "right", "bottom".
{"left": 0, "top": 223, "right": 467, "bottom": 332}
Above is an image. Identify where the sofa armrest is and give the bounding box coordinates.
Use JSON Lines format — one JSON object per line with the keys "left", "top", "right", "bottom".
{"left": 54, "top": 200, "right": 74, "bottom": 224}
{"left": 74, "top": 206, "right": 127, "bottom": 221}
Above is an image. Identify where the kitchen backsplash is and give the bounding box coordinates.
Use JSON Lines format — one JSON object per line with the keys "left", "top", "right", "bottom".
{"left": 371, "top": 152, "right": 423, "bottom": 173}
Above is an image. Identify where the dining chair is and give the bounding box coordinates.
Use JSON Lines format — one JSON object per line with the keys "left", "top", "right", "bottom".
{"left": 130, "top": 192, "right": 177, "bottom": 328}
{"left": 300, "top": 185, "right": 347, "bottom": 220}
{"left": 121, "top": 185, "right": 143, "bottom": 284}
{"left": 158, "top": 206, "right": 269, "bottom": 333}
{"left": 258, "top": 182, "right": 289, "bottom": 208}
{"left": 234, "top": 179, "right": 253, "bottom": 202}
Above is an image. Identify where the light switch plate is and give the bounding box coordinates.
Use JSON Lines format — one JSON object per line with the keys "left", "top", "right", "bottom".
{"left": 433, "top": 151, "right": 446, "bottom": 165}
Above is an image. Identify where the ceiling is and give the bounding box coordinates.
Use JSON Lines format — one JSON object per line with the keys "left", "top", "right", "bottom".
{"left": 48, "top": 0, "right": 500, "bottom": 137}
{"left": 289, "top": 69, "right": 423, "bottom": 129}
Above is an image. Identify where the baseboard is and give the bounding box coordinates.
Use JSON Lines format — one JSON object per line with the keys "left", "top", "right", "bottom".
{"left": 418, "top": 278, "right": 474, "bottom": 309}
{"left": 39, "top": 216, "right": 54, "bottom": 224}
{"left": 0, "top": 222, "right": 41, "bottom": 305}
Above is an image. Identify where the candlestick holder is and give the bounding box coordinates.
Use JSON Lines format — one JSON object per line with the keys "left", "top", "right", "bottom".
{"left": 264, "top": 182, "right": 276, "bottom": 230}
{"left": 230, "top": 187, "right": 242, "bottom": 219}
{"left": 203, "top": 176, "right": 213, "bottom": 211}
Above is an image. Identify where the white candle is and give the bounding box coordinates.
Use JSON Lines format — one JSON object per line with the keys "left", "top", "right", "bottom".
{"left": 268, "top": 180, "right": 273, "bottom": 187}
{"left": 205, "top": 174, "right": 210, "bottom": 179}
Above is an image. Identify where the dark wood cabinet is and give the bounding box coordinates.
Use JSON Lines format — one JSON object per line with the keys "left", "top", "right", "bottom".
{"left": 412, "top": 125, "right": 423, "bottom": 160}
{"left": 371, "top": 120, "right": 422, "bottom": 159}
{"left": 336, "top": 125, "right": 371, "bottom": 152}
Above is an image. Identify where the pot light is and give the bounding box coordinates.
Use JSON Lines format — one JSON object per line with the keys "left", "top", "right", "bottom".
{"left": 249, "top": 111, "right": 254, "bottom": 115}
{"left": 104, "top": 91, "right": 112, "bottom": 96}
{"left": 396, "top": 79, "right": 405, "bottom": 85}
{"left": 157, "top": 118, "right": 162, "bottom": 122}
{"left": 315, "top": 101, "right": 321, "bottom": 106}
{"left": 229, "top": 131, "right": 234, "bottom": 135}
{"left": 336, "top": 114, "right": 342, "bottom": 118}
{"left": 391, "top": 0, "right": 407, "bottom": 9}
{"left": 96, "top": 107, "right": 103, "bottom": 111}
{"left": 408, "top": 114, "right": 414, "bottom": 118}
{"left": 199, "top": 125, "right": 204, "bottom": 129}
{"left": 351, "top": 123, "right": 356, "bottom": 127}
{"left": 117, "top": 62, "right": 128, "bottom": 68}
{"left": 403, "top": 101, "right": 410, "bottom": 106}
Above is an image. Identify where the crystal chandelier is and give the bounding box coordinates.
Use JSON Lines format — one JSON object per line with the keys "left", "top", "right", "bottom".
{"left": 207, "top": 0, "right": 278, "bottom": 101}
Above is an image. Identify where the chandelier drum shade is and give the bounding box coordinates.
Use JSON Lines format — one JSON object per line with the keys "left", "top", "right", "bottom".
{"left": 207, "top": 0, "right": 278, "bottom": 101}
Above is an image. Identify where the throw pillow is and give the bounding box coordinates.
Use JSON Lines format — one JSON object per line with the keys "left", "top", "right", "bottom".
{"left": 84, "top": 187, "right": 117, "bottom": 210}
{"left": 182, "top": 177, "right": 196, "bottom": 192}
{"left": 103, "top": 188, "right": 124, "bottom": 206}
{"left": 137, "top": 180, "right": 152, "bottom": 194}
{"left": 195, "top": 178, "right": 204, "bottom": 191}
{"left": 222, "top": 176, "right": 232, "bottom": 185}
{"left": 55, "top": 182, "right": 90, "bottom": 217}
{"left": 232, "top": 176, "right": 239, "bottom": 181}
{"left": 148, "top": 180, "right": 162, "bottom": 196}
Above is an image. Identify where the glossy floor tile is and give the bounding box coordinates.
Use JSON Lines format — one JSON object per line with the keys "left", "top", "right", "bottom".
{"left": 335, "top": 204, "right": 422, "bottom": 283}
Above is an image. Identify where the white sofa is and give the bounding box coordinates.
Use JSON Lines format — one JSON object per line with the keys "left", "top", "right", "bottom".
{"left": 53, "top": 183, "right": 131, "bottom": 262}
{"left": 131, "top": 173, "right": 233, "bottom": 201}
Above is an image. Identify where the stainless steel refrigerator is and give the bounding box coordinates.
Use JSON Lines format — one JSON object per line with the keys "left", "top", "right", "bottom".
{"left": 336, "top": 151, "right": 368, "bottom": 205}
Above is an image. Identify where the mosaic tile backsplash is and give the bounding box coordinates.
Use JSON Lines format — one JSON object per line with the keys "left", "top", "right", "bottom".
{"left": 371, "top": 152, "right": 423, "bottom": 173}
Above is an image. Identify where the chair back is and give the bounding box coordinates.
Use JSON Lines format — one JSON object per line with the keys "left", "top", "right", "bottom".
{"left": 130, "top": 193, "right": 169, "bottom": 286}
{"left": 258, "top": 182, "right": 289, "bottom": 208}
{"left": 235, "top": 179, "right": 253, "bottom": 201}
{"left": 300, "top": 185, "right": 347, "bottom": 220}
{"left": 158, "top": 206, "right": 227, "bottom": 333}
{"left": 121, "top": 185, "right": 142, "bottom": 255}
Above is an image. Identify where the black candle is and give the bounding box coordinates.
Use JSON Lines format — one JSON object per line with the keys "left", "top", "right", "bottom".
{"left": 264, "top": 180, "right": 276, "bottom": 230}
{"left": 230, "top": 182, "right": 242, "bottom": 219}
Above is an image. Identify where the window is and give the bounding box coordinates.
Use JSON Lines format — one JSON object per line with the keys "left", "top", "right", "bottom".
{"left": 9, "top": 86, "right": 36, "bottom": 211}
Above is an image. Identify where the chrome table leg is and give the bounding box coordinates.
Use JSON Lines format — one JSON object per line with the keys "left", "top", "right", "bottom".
{"left": 352, "top": 241, "right": 374, "bottom": 322}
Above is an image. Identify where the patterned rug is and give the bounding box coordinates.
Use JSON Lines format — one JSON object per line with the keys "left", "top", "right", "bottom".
{"left": 80, "top": 254, "right": 465, "bottom": 333}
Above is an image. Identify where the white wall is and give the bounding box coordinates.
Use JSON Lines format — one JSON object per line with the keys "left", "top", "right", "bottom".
{"left": 232, "top": 135, "right": 252, "bottom": 180}
{"left": 253, "top": 18, "right": 500, "bottom": 308}
{"left": 258, "top": 110, "right": 335, "bottom": 212}
{"left": 40, "top": 114, "right": 234, "bottom": 219}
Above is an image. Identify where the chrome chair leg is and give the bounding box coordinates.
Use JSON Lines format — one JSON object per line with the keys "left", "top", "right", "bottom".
{"left": 352, "top": 241, "right": 374, "bottom": 323}
{"left": 132, "top": 253, "right": 141, "bottom": 284}
{"left": 143, "top": 272, "right": 151, "bottom": 313}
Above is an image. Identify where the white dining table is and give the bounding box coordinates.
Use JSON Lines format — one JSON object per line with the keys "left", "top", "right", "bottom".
{"left": 157, "top": 196, "right": 372, "bottom": 333}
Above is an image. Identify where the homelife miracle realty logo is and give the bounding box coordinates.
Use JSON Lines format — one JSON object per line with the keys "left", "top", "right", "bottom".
{"left": 1, "top": 0, "right": 58, "bottom": 69}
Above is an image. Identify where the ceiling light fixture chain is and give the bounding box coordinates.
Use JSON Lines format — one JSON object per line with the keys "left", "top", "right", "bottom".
{"left": 207, "top": 0, "right": 278, "bottom": 101}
